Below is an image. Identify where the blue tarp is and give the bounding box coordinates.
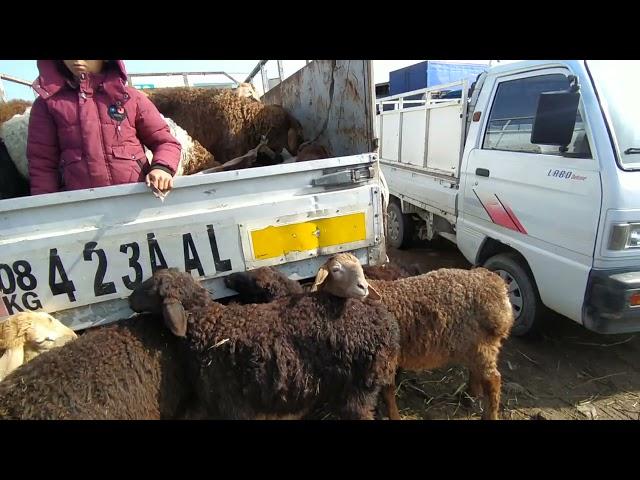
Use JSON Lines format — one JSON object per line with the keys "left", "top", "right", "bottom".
{"left": 388, "top": 61, "right": 487, "bottom": 96}
{"left": 425, "top": 62, "right": 486, "bottom": 88}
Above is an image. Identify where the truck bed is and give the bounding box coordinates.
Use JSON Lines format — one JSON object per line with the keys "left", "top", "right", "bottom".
{"left": 376, "top": 81, "right": 468, "bottom": 223}
{"left": 379, "top": 161, "right": 458, "bottom": 222}
{"left": 0, "top": 154, "right": 384, "bottom": 330}
{"left": 0, "top": 60, "right": 383, "bottom": 331}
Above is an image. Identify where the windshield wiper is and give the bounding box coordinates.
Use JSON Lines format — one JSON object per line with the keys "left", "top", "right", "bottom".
{"left": 624, "top": 148, "right": 640, "bottom": 154}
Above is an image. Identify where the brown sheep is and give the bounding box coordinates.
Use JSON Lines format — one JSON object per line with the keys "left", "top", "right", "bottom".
{"left": 312, "top": 253, "right": 514, "bottom": 420}
{"left": 145, "top": 87, "right": 304, "bottom": 165}
{"left": 0, "top": 313, "right": 194, "bottom": 419}
{"left": 129, "top": 268, "right": 399, "bottom": 420}
{"left": 0, "top": 100, "right": 31, "bottom": 126}
{"left": 362, "top": 262, "right": 422, "bottom": 281}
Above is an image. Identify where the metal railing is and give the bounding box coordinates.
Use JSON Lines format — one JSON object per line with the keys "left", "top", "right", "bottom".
{"left": 375, "top": 80, "right": 468, "bottom": 112}
{"left": 126, "top": 71, "right": 240, "bottom": 88}
{"left": 245, "top": 60, "right": 311, "bottom": 94}
{"left": 0, "top": 73, "right": 34, "bottom": 102}
{"left": 1, "top": 63, "right": 315, "bottom": 101}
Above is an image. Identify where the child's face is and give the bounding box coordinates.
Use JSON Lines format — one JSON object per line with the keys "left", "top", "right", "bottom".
{"left": 63, "top": 60, "right": 105, "bottom": 77}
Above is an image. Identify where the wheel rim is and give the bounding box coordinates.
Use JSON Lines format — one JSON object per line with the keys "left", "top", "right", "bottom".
{"left": 495, "top": 269, "right": 523, "bottom": 320}
{"left": 388, "top": 208, "right": 401, "bottom": 243}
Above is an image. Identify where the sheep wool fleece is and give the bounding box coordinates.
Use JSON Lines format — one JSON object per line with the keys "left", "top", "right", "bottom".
{"left": 27, "top": 60, "right": 181, "bottom": 194}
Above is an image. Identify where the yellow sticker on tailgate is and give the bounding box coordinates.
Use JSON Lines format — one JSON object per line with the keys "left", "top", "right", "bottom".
{"left": 250, "top": 212, "right": 367, "bottom": 260}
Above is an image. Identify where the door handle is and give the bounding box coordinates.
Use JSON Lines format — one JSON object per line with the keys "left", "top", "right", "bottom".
{"left": 476, "top": 168, "right": 490, "bottom": 177}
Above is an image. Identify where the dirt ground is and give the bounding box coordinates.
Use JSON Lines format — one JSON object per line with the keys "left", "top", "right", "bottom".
{"left": 384, "top": 239, "right": 640, "bottom": 421}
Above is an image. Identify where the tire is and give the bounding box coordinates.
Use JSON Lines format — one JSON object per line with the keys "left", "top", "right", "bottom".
{"left": 387, "top": 201, "right": 414, "bottom": 249}
{"left": 483, "top": 253, "right": 545, "bottom": 337}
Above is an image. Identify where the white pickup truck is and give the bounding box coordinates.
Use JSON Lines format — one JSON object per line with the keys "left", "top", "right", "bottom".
{"left": 378, "top": 60, "right": 640, "bottom": 336}
{"left": 0, "top": 60, "right": 386, "bottom": 331}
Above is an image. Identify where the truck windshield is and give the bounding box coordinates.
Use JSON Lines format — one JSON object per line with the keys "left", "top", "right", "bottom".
{"left": 587, "top": 60, "right": 640, "bottom": 169}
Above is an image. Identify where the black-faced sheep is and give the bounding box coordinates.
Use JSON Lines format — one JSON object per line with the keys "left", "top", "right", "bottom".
{"left": 129, "top": 268, "right": 399, "bottom": 420}
{"left": 0, "top": 140, "right": 29, "bottom": 200}
{"left": 224, "top": 265, "right": 303, "bottom": 304}
{"left": 311, "top": 253, "right": 514, "bottom": 420}
{"left": 0, "top": 311, "right": 77, "bottom": 382}
{"left": 145, "top": 87, "right": 304, "bottom": 165}
{"left": 197, "top": 137, "right": 279, "bottom": 174}
{"left": 224, "top": 262, "right": 420, "bottom": 302}
{"left": 0, "top": 313, "right": 194, "bottom": 419}
{"left": 294, "top": 141, "right": 331, "bottom": 162}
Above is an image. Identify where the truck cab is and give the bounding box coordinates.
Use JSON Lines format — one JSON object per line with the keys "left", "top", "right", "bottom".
{"left": 378, "top": 60, "right": 640, "bottom": 336}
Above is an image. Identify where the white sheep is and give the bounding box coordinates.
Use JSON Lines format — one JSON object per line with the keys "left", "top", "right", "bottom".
{"left": 144, "top": 115, "right": 218, "bottom": 175}
{"left": 0, "top": 311, "right": 77, "bottom": 382}
{"left": 0, "top": 107, "right": 30, "bottom": 180}
{"left": 0, "top": 109, "right": 218, "bottom": 185}
{"left": 233, "top": 82, "right": 261, "bottom": 102}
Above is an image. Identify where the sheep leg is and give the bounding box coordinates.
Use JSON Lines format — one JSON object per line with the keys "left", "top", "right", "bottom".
{"left": 460, "top": 368, "right": 484, "bottom": 408}
{"left": 206, "top": 152, "right": 256, "bottom": 172}
{"left": 256, "top": 143, "right": 276, "bottom": 160}
{"left": 467, "top": 369, "right": 484, "bottom": 397}
{"left": 480, "top": 369, "right": 502, "bottom": 420}
{"left": 340, "top": 406, "right": 375, "bottom": 420}
{"left": 382, "top": 383, "right": 402, "bottom": 420}
{"left": 339, "top": 394, "right": 377, "bottom": 420}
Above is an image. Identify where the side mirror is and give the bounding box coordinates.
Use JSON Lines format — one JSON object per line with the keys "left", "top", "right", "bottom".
{"left": 531, "top": 76, "right": 581, "bottom": 148}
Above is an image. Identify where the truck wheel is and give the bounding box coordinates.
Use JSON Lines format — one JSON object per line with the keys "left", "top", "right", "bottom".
{"left": 387, "top": 202, "right": 414, "bottom": 249}
{"left": 483, "top": 253, "right": 545, "bottom": 337}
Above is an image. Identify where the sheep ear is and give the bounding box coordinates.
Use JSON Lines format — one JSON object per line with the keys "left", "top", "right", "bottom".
{"left": 162, "top": 301, "right": 187, "bottom": 337}
{"left": 367, "top": 284, "right": 382, "bottom": 301}
{"left": 311, "top": 266, "right": 329, "bottom": 292}
{"left": 0, "top": 345, "right": 25, "bottom": 382}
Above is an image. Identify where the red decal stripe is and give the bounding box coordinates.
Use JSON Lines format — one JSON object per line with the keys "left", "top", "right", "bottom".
{"left": 497, "top": 195, "right": 528, "bottom": 234}
{"left": 473, "top": 189, "right": 526, "bottom": 234}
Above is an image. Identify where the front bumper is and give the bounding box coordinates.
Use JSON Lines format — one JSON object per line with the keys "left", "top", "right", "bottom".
{"left": 583, "top": 268, "right": 640, "bottom": 334}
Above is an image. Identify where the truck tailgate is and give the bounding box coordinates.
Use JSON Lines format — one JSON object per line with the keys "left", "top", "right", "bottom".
{"left": 377, "top": 80, "right": 468, "bottom": 177}
{"left": 0, "top": 154, "right": 384, "bottom": 330}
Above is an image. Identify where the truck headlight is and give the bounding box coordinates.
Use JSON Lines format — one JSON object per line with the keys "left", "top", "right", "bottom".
{"left": 609, "top": 223, "right": 640, "bottom": 250}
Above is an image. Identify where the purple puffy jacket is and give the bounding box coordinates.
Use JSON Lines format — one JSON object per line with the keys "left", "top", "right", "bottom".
{"left": 27, "top": 60, "right": 181, "bottom": 195}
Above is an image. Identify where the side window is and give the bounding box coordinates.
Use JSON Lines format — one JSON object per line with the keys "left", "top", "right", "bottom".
{"left": 483, "top": 74, "right": 591, "bottom": 158}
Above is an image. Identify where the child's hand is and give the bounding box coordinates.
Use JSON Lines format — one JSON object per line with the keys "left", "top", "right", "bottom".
{"left": 146, "top": 168, "right": 174, "bottom": 193}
